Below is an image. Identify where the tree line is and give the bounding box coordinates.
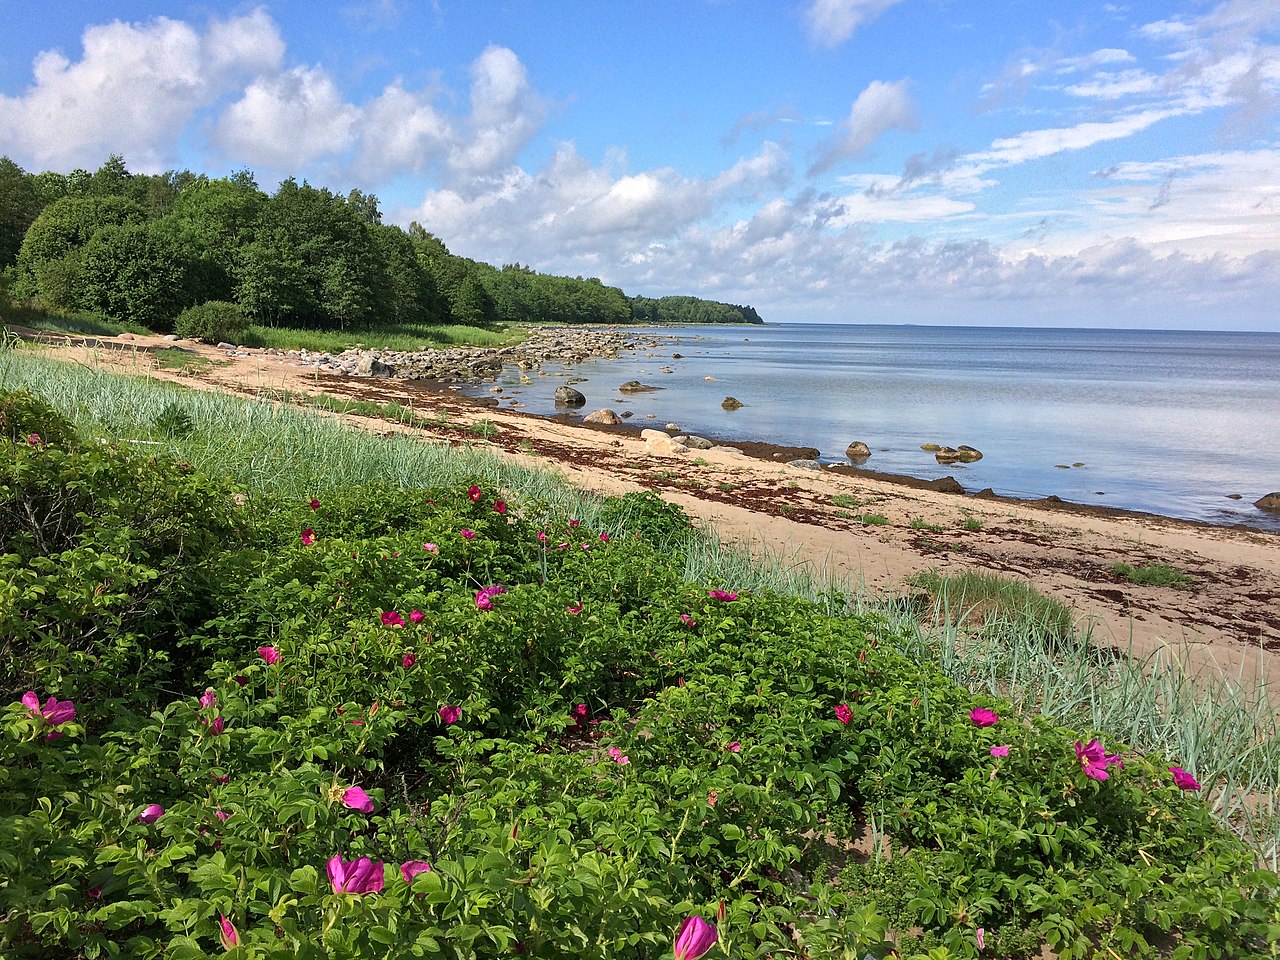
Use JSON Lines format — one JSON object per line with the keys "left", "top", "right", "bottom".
{"left": 0, "top": 155, "right": 763, "bottom": 333}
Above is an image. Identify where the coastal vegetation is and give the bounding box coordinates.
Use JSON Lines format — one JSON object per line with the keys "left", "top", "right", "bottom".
{"left": 0, "top": 154, "right": 763, "bottom": 352}
{"left": 3, "top": 349, "right": 1278, "bottom": 959}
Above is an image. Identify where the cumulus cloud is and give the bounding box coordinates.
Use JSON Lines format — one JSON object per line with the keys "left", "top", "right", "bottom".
{"left": 0, "top": 9, "right": 283, "bottom": 170}
{"left": 804, "top": 0, "right": 909, "bottom": 48}
{"left": 808, "top": 79, "right": 917, "bottom": 175}
{"left": 217, "top": 65, "right": 360, "bottom": 170}
{"left": 447, "top": 45, "right": 547, "bottom": 183}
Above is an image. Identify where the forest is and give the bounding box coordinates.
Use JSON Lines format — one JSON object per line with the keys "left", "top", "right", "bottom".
{"left": 0, "top": 155, "right": 763, "bottom": 337}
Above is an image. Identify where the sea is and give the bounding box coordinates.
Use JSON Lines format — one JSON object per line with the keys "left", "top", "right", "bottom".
{"left": 458, "top": 323, "right": 1280, "bottom": 532}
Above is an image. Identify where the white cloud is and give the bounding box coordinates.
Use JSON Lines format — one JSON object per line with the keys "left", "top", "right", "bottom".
{"left": 804, "top": 0, "right": 908, "bottom": 48}
{"left": 0, "top": 10, "right": 283, "bottom": 170}
{"left": 1054, "top": 48, "right": 1135, "bottom": 74}
{"left": 217, "top": 65, "right": 360, "bottom": 170}
{"left": 809, "top": 79, "right": 917, "bottom": 175}
{"left": 446, "top": 45, "right": 547, "bottom": 183}
{"left": 1063, "top": 69, "right": 1159, "bottom": 99}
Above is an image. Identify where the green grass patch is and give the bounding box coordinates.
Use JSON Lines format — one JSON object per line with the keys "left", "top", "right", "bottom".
{"left": 1111, "top": 562, "right": 1196, "bottom": 589}
{"left": 908, "top": 517, "right": 944, "bottom": 532}
{"left": 831, "top": 492, "right": 861, "bottom": 508}
{"left": 856, "top": 513, "right": 888, "bottom": 525}
{"left": 244, "top": 322, "right": 521, "bottom": 353}
{"left": 3, "top": 303, "right": 152, "bottom": 337}
{"left": 909, "top": 569, "right": 1075, "bottom": 643}
{"left": 959, "top": 517, "right": 984, "bottom": 532}
{"left": 152, "top": 347, "right": 214, "bottom": 372}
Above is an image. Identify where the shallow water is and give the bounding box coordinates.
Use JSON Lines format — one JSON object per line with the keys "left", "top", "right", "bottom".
{"left": 459, "top": 323, "right": 1280, "bottom": 531}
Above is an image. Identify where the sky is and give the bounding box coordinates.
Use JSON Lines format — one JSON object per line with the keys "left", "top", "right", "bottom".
{"left": 1, "top": 1, "right": 1278, "bottom": 329}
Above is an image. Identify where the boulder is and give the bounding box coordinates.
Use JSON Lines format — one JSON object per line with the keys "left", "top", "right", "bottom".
{"left": 1255, "top": 492, "right": 1280, "bottom": 512}
{"left": 721, "top": 396, "right": 744, "bottom": 410}
{"left": 554, "top": 386, "right": 586, "bottom": 406}
{"left": 845, "top": 441, "right": 871, "bottom": 461}
{"left": 935, "top": 445, "right": 982, "bottom": 464}
{"left": 676, "top": 435, "right": 715, "bottom": 450}
{"left": 354, "top": 354, "right": 396, "bottom": 377}
{"left": 644, "top": 436, "right": 689, "bottom": 456}
{"left": 620, "top": 411, "right": 634, "bottom": 419}
{"left": 582, "top": 408, "right": 622, "bottom": 425}
{"left": 619, "top": 380, "right": 661, "bottom": 392}
{"left": 665, "top": 423, "right": 680, "bottom": 432}
{"left": 920, "top": 442, "right": 942, "bottom": 452}
{"left": 928, "top": 477, "right": 966, "bottom": 494}
{"left": 787, "top": 459, "right": 822, "bottom": 470}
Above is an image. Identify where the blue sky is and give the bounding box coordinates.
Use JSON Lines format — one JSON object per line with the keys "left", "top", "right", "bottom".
{"left": 1, "top": 0, "right": 1277, "bottom": 328}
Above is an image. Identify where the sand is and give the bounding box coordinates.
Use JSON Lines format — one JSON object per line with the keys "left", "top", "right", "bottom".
{"left": 17, "top": 329, "right": 1280, "bottom": 693}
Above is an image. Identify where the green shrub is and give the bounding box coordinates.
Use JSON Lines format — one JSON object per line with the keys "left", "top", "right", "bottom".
{"left": 174, "top": 300, "right": 248, "bottom": 344}
{"left": 597, "top": 489, "right": 692, "bottom": 546}
{"left": 0, "top": 389, "right": 77, "bottom": 447}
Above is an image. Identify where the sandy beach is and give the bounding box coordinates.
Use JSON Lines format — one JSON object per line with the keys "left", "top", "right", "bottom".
{"left": 18, "top": 328, "right": 1280, "bottom": 693}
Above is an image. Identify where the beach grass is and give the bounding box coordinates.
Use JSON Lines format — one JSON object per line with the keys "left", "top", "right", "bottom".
{"left": 241, "top": 321, "right": 521, "bottom": 353}
{"left": 2, "top": 344, "right": 1277, "bottom": 869}
{"left": 1111, "top": 561, "right": 1197, "bottom": 589}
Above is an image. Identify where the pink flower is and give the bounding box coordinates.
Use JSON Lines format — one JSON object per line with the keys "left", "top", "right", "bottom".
{"left": 21, "top": 691, "right": 76, "bottom": 727}
{"left": 439, "top": 705, "right": 461, "bottom": 724}
{"left": 680, "top": 613, "right": 696, "bottom": 628}
{"left": 494, "top": 499, "right": 507, "bottom": 515}
{"left": 1170, "top": 766, "right": 1201, "bottom": 791}
{"left": 969, "top": 707, "right": 999, "bottom": 727}
{"left": 210, "top": 716, "right": 225, "bottom": 735}
{"left": 301, "top": 528, "right": 316, "bottom": 546}
{"left": 400, "top": 860, "right": 433, "bottom": 884}
{"left": 213, "top": 773, "right": 229, "bottom": 784}
{"left": 976, "top": 927, "right": 986, "bottom": 952}
{"left": 599, "top": 532, "right": 610, "bottom": 543}
{"left": 726, "top": 741, "right": 741, "bottom": 753}
{"left": 326, "top": 855, "right": 385, "bottom": 895}
{"left": 198, "top": 689, "right": 217, "bottom": 710}
{"left": 342, "top": 786, "right": 375, "bottom": 813}
{"left": 1075, "top": 739, "right": 1123, "bottom": 781}
{"left": 568, "top": 519, "right": 580, "bottom": 528}
{"left": 707, "top": 589, "right": 737, "bottom": 602}
{"left": 402, "top": 652, "right": 417, "bottom": 669}
{"left": 536, "top": 530, "right": 548, "bottom": 543}
{"left": 138, "top": 803, "right": 165, "bottom": 824}
{"left": 475, "top": 585, "right": 507, "bottom": 610}
{"left": 218, "top": 914, "right": 239, "bottom": 950}
{"left": 989, "top": 745, "right": 1010, "bottom": 758}
{"left": 27, "top": 433, "right": 41, "bottom": 446}
{"left": 460, "top": 528, "right": 476, "bottom": 540}
{"left": 381, "top": 610, "right": 405, "bottom": 627}
{"left": 565, "top": 601, "right": 583, "bottom": 614}
{"left": 573, "top": 703, "right": 589, "bottom": 721}
{"left": 608, "top": 745, "right": 631, "bottom": 765}
{"left": 467, "top": 484, "right": 482, "bottom": 502}
{"left": 422, "top": 542, "right": 439, "bottom": 554}
{"left": 834, "top": 704, "right": 853, "bottom": 725}
{"left": 215, "top": 806, "right": 231, "bottom": 820}
{"left": 408, "top": 609, "right": 424, "bottom": 623}
{"left": 234, "top": 675, "right": 247, "bottom": 686}
{"left": 258, "top": 646, "right": 280, "bottom": 665}
{"left": 309, "top": 498, "right": 321, "bottom": 510}
{"left": 673, "top": 915, "right": 718, "bottom": 960}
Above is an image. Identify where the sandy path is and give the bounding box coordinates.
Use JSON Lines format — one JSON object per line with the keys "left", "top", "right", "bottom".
{"left": 20, "top": 330, "right": 1280, "bottom": 692}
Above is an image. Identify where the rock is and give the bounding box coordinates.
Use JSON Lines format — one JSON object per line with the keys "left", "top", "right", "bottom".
{"left": 664, "top": 422, "right": 680, "bottom": 432}
{"left": 620, "top": 411, "right": 634, "bottom": 419}
{"left": 973, "top": 487, "right": 998, "bottom": 499}
{"left": 640, "top": 429, "right": 669, "bottom": 441}
{"left": 216, "top": 341, "right": 237, "bottom": 350}
{"left": 1255, "top": 492, "right": 1280, "bottom": 512}
{"left": 721, "top": 396, "right": 744, "bottom": 410}
{"left": 554, "top": 386, "right": 586, "bottom": 406}
{"left": 709, "top": 445, "right": 743, "bottom": 454}
{"left": 920, "top": 442, "right": 941, "bottom": 452}
{"left": 928, "top": 477, "right": 966, "bottom": 494}
{"left": 672, "top": 353, "right": 683, "bottom": 358}
{"left": 935, "top": 445, "right": 982, "bottom": 464}
{"left": 644, "top": 436, "right": 689, "bottom": 456}
{"left": 582, "top": 408, "right": 622, "bottom": 425}
{"left": 118, "top": 332, "right": 135, "bottom": 340}
{"left": 1226, "top": 493, "right": 1243, "bottom": 500}
{"left": 703, "top": 376, "right": 716, "bottom": 381}
{"left": 677, "top": 435, "right": 715, "bottom": 450}
{"left": 163, "top": 334, "right": 180, "bottom": 341}
{"left": 354, "top": 354, "right": 396, "bottom": 377}
{"left": 845, "top": 441, "right": 871, "bottom": 460}
{"left": 787, "top": 459, "right": 822, "bottom": 470}
{"left": 489, "top": 386, "right": 503, "bottom": 394}
{"left": 619, "top": 380, "right": 661, "bottom": 392}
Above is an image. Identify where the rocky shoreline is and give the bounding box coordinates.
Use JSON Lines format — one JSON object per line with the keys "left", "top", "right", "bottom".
{"left": 242, "top": 326, "right": 676, "bottom": 382}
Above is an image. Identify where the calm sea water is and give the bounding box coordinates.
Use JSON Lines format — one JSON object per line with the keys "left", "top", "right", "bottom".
{"left": 460, "top": 323, "right": 1280, "bottom": 531}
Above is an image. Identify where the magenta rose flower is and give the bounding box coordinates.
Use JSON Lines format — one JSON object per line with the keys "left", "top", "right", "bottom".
{"left": 300, "top": 528, "right": 316, "bottom": 546}
{"left": 1170, "top": 766, "right": 1201, "bottom": 791}
{"left": 968, "top": 707, "right": 999, "bottom": 727}
{"left": 400, "top": 860, "right": 433, "bottom": 883}
{"left": 673, "top": 915, "right": 718, "bottom": 960}
{"left": 439, "top": 704, "right": 462, "bottom": 724}
{"left": 707, "top": 589, "right": 738, "bottom": 602}
{"left": 326, "top": 855, "right": 385, "bottom": 895}
{"left": 342, "top": 786, "right": 375, "bottom": 813}
{"left": 834, "top": 703, "right": 853, "bottom": 725}
{"left": 138, "top": 803, "right": 165, "bottom": 824}
{"left": 258, "top": 646, "right": 280, "bottom": 665}
{"left": 218, "top": 914, "right": 239, "bottom": 949}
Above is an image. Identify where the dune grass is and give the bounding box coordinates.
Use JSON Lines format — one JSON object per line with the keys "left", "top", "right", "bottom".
{"left": 242, "top": 322, "right": 521, "bottom": 353}
{"left": 3, "top": 342, "right": 1277, "bottom": 868}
